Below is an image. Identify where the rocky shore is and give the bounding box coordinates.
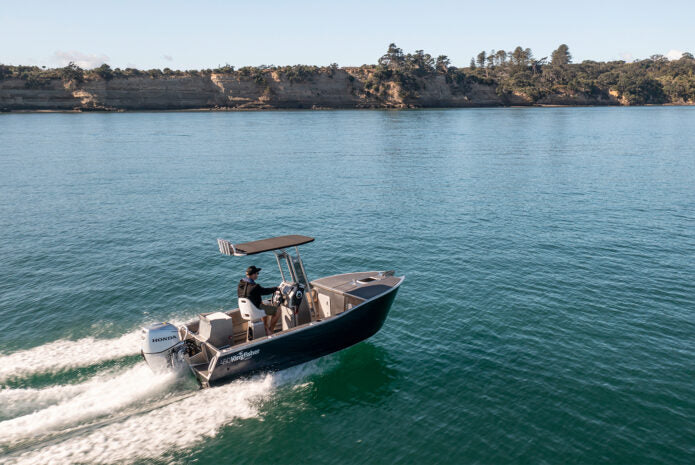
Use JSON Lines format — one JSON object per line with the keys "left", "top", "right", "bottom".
{"left": 0, "top": 69, "right": 622, "bottom": 112}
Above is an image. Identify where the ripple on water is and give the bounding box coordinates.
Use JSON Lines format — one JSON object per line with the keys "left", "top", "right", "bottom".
{"left": 0, "top": 107, "right": 694, "bottom": 464}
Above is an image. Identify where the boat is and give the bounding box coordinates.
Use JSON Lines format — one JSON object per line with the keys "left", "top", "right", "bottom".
{"left": 140, "top": 235, "right": 404, "bottom": 388}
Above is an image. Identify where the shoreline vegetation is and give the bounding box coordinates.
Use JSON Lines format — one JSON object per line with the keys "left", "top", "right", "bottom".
{"left": 2, "top": 44, "right": 695, "bottom": 112}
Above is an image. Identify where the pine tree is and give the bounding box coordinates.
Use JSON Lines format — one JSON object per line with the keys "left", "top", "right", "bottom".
{"left": 476, "top": 51, "right": 486, "bottom": 69}
{"left": 551, "top": 44, "right": 572, "bottom": 66}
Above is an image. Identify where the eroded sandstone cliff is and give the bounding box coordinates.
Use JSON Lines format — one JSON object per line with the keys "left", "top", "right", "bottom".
{"left": 0, "top": 69, "right": 618, "bottom": 111}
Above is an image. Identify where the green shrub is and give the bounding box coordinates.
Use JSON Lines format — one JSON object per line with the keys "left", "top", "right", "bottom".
{"left": 61, "top": 62, "right": 84, "bottom": 83}
{"left": 94, "top": 63, "right": 113, "bottom": 80}
{"left": 0, "top": 64, "right": 11, "bottom": 80}
{"left": 24, "top": 73, "right": 52, "bottom": 88}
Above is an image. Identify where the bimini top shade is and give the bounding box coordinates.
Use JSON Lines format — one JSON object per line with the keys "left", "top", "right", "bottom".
{"left": 218, "top": 235, "right": 314, "bottom": 256}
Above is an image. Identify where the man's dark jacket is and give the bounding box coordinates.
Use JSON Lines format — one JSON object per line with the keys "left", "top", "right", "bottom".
{"left": 238, "top": 279, "right": 277, "bottom": 308}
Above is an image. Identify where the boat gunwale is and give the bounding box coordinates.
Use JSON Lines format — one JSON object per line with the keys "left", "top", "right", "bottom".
{"left": 308, "top": 270, "right": 392, "bottom": 295}
{"left": 184, "top": 274, "right": 404, "bottom": 359}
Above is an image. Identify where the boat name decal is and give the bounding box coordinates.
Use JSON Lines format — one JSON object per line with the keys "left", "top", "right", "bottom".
{"left": 220, "top": 349, "right": 260, "bottom": 365}
{"left": 152, "top": 335, "right": 178, "bottom": 343}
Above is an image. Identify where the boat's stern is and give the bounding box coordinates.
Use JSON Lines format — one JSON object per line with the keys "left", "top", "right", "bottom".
{"left": 141, "top": 322, "right": 186, "bottom": 373}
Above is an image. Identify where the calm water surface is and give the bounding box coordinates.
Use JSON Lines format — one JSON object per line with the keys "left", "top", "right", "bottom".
{"left": 0, "top": 107, "right": 694, "bottom": 464}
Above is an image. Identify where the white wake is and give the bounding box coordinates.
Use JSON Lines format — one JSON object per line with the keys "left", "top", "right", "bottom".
{"left": 3, "top": 363, "right": 320, "bottom": 465}
{"left": 0, "top": 364, "right": 177, "bottom": 445}
{"left": 0, "top": 331, "right": 142, "bottom": 382}
{"left": 0, "top": 317, "right": 325, "bottom": 464}
{"left": 0, "top": 381, "right": 92, "bottom": 419}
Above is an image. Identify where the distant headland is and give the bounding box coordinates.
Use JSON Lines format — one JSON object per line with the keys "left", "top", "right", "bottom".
{"left": 1, "top": 44, "right": 694, "bottom": 112}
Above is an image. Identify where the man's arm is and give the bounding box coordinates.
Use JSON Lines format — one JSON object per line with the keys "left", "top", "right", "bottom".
{"left": 257, "top": 285, "right": 278, "bottom": 295}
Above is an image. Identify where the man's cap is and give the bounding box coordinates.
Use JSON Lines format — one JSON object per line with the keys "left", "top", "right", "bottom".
{"left": 246, "top": 265, "right": 262, "bottom": 275}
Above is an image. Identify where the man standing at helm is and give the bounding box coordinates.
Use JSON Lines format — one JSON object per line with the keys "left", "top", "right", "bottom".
{"left": 238, "top": 265, "right": 280, "bottom": 335}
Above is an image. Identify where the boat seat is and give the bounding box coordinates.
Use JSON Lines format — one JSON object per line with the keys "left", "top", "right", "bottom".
{"left": 238, "top": 298, "right": 266, "bottom": 321}
{"left": 225, "top": 309, "right": 250, "bottom": 345}
{"left": 198, "top": 312, "right": 235, "bottom": 348}
{"left": 238, "top": 298, "right": 267, "bottom": 340}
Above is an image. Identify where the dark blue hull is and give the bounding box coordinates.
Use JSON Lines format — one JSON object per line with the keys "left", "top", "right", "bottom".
{"left": 205, "top": 282, "right": 401, "bottom": 387}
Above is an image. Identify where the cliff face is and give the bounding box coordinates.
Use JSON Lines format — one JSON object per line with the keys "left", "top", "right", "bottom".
{"left": 78, "top": 76, "right": 223, "bottom": 109}
{"left": 536, "top": 92, "right": 620, "bottom": 106}
{"left": 211, "top": 70, "right": 372, "bottom": 109}
{"left": 0, "top": 78, "right": 81, "bottom": 110}
{"left": 0, "top": 70, "right": 618, "bottom": 111}
{"left": 399, "top": 76, "right": 531, "bottom": 107}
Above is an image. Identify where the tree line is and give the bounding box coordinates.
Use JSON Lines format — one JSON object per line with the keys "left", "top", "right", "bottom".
{"left": 2, "top": 43, "right": 695, "bottom": 104}
{"left": 471, "top": 44, "right": 572, "bottom": 71}
{"left": 464, "top": 44, "right": 695, "bottom": 104}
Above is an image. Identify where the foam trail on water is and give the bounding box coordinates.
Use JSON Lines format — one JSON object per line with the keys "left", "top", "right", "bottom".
{"left": 5, "top": 361, "right": 324, "bottom": 465}
{"left": 0, "top": 364, "right": 177, "bottom": 445}
{"left": 0, "top": 382, "right": 93, "bottom": 420}
{"left": 0, "top": 331, "right": 143, "bottom": 382}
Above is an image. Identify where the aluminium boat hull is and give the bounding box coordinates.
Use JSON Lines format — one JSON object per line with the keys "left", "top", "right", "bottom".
{"left": 203, "top": 279, "right": 402, "bottom": 387}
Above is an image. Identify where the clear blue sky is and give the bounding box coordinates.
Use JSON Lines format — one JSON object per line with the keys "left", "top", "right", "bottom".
{"left": 2, "top": 0, "right": 693, "bottom": 69}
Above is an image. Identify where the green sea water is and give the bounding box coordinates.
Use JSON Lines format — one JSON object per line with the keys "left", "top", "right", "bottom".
{"left": 0, "top": 107, "right": 694, "bottom": 464}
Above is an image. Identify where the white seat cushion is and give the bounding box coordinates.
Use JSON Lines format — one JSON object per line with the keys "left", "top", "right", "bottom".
{"left": 238, "top": 298, "right": 266, "bottom": 321}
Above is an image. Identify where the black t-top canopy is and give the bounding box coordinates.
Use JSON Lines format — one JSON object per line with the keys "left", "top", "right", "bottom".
{"left": 218, "top": 235, "right": 314, "bottom": 256}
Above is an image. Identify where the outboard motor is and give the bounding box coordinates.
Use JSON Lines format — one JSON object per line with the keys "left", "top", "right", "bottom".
{"left": 141, "top": 322, "right": 186, "bottom": 373}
